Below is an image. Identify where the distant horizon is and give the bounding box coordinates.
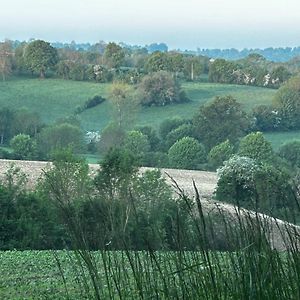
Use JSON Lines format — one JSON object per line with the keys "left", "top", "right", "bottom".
{"left": 2, "top": 37, "right": 300, "bottom": 52}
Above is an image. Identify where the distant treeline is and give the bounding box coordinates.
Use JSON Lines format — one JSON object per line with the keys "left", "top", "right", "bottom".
{"left": 196, "top": 47, "right": 300, "bottom": 62}
{"left": 8, "top": 39, "right": 300, "bottom": 62}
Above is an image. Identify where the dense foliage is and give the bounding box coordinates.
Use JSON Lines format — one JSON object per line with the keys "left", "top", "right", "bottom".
{"left": 193, "top": 96, "right": 250, "bottom": 148}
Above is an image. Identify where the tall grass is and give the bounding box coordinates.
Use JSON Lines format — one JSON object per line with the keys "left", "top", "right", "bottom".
{"left": 47, "top": 167, "right": 300, "bottom": 299}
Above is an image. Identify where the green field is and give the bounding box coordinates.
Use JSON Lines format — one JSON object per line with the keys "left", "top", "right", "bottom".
{"left": 0, "top": 77, "right": 276, "bottom": 132}
{"left": 0, "top": 248, "right": 299, "bottom": 299}
{"left": 3, "top": 77, "right": 300, "bottom": 149}
{"left": 265, "top": 130, "right": 300, "bottom": 150}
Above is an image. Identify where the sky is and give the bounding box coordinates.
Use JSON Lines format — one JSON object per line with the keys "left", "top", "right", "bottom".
{"left": 1, "top": 0, "right": 300, "bottom": 50}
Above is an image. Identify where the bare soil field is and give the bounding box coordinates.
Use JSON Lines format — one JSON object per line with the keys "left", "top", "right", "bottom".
{"left": 1, "top": 159, "right": 299, "bottom": 250}
{"left": 0, "top": 159, "right": 218, "bottom": 197}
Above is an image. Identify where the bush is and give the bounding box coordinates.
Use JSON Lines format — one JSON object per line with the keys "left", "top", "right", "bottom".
{"left": 75, "top": 95, "right": 106, "bottom": 114}
{"left": 168, "top": 137, "right": 206, "bottom": 169}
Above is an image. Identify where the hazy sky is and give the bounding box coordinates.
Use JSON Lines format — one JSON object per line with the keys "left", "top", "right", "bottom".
{"left": 1, "top": 0, "right": 300, "bottom": 49}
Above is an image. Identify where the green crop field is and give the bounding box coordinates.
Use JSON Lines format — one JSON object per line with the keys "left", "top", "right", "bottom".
{"left": 0, "top": 248, "right": 299, "bottom": 299}
{"left": 0, "top": 77, "right": 276, "bottom": 132}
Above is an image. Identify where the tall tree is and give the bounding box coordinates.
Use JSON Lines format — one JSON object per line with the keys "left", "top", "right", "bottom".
{"left": 183, "top": 56, "right": 202, "bottom": 81}
{"left": 0, "top": 40, "right": 13, "bottom": 81}
{"left": 0, "top": 108, "right": 15, "bottom": 144}
{"left": 24, "top": 40, "right": 58, "bottom": 78}
{"left": 103, "top": 42, "right": 125, "bottom": 69}
{"left": 109, "top": 82, "right": 138, "bottom": 129}
{"left": 274, "top": 76, "right": 300, "bottom": 129}
{"left": 193, "top": 96, "right": 250, "bottom": 149}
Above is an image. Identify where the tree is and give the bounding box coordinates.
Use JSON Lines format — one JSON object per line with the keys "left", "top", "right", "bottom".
{"left": 159, "top": 117, "right": 186, "bottom": 140}
{"left": 145, "top": 51, "right": 170, "bottom": 72}
{"left": 165, "top": 123, "right": 194, "bottom": 149}
{"left": 24, "top": 40, "right": 58, "bottom": 78}
{"left": 183, "top": 56, "right": 203, "bottom": 81}
{"left": 138, "top": 71, "right": 188, "bottom": 106}
{"left": 270, "top": 66, "right": 291, "bottom": 87}
{"left": 0, "top": 40, "right": 13, "bottom": 81}
{"left": 0, "top": 108, "right": 15, "bottom": 144}
{"left": 252, "top": 105, "right": 279, "bottom": 131}
{"left": 215, "top": 156, "right": 294, "bottom": 213}
{"left": 208, "top": 59, "right": 237, "bottom": 83}
{"left": 274, "top": 76, "right": 300, "bottom": 129}
{"left": 193, "top": 96, "right": 250, "bottom": 149}
{"left": 10, "top": 134, "right": 37, "bottom": 160}
{"left": 37, "top": 123, "right": 84, "bottom": 158}
{"left": 14, "top": 42, "right": 27, "bottom": 74}
{"left": 167, "top": 52, "right": 184, "bottom": 77}
{"left": 123, "top": 130, "right": 150, "bottom": 162}
{"left": 99, "top": 123, "right": 126, "bottom": 153}
{"left": 12, "top": 109, "right": 42, "bottom": 137}
{"left": 168, "top": 137, "right": 206, "bottom": 169}
{"left": 278, "top": 140, "right": 300, "bottom": 167}
{"left": 238, "top": 132, "right": 273, "bottom": 162}
{"left": 208, "top": 140, "right": 235, "bottom": 169}
{"left": 94, "top": 147, "right": 138, "bottom": 203}
{"left": 109, "top": 82, "right": 138, "bottom": 130}
{"left": 135, "top": 126, "right": 161, "bottom": 151}
{"left": 103, "top": 42, "right": 125, "bottom": 69}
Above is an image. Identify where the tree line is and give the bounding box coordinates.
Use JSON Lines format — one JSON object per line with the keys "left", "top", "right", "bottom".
{"left": 1, "top": 39, "right": 298, "bottom": 89}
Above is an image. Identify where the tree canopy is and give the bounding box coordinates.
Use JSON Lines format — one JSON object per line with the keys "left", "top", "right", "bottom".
{"left": 24, "top": 40, "right": 58, "bottom": 78}
{"left": 193, "top": 96, "right": 250, "bottom": 149}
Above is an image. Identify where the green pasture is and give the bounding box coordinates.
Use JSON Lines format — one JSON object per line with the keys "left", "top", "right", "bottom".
{"left": 0, "top": 78, "right": 276, "bottom": 132}
{"left": 264, "top": 130, "right": 300, "bottom": 150}
{"left": 5, "top": 77, "right": 299, "bottom": 150}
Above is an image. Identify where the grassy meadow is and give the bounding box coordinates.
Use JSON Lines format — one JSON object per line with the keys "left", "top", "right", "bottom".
{"left": 3, "top": 77, "right": 300, "bottom": 149}
{"left": 0, "top": 77, "right": 275, "bottom": 130}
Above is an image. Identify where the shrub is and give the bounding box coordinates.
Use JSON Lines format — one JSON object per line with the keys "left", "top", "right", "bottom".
{"left": 75, "top": 95, "right": 106, "bottom": 114}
